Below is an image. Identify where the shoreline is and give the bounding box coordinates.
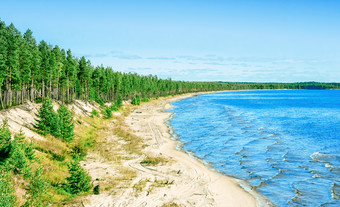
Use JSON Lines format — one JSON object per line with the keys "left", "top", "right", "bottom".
{"left": 126, "top": 91, "right": 272, "bottom": 206}
{"left": 163, "top": 92, "right": 274, "bottom": 207}
{"left": 80, "top": 91, "right": 274, "bottom": 206}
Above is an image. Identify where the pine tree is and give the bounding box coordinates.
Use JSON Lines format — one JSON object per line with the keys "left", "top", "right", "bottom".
{"left": 65, "top": 158, "right": 92, "bottom": 194}
{"left": 35, "top": 98, "right": 60, "bottom": 137}
{"left": 23, "top": 168, "right": 48, "bottom": 207}
{"left": 8, "top": 131, "right": 34, "bottom": 175}
{"left": 57, "top": 104, "right": 74, "bottom": 142}
{"left": 8, "top": 139, "right": 29, "bottom": 175}
{"left": 0, "top": 20, "right": 8, "bottom": 109}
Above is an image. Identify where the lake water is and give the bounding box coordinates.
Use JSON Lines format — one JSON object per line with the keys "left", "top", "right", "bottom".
{"left": 167, "top": 90, "right": 340, "bottom": 206}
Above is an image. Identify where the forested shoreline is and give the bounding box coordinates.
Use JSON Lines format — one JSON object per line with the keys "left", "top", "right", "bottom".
{"left": 0, "top": 19, "right": 339, "bottom": 110}
{"left": 0, "top": 20, "right": 228, "bottom": 110}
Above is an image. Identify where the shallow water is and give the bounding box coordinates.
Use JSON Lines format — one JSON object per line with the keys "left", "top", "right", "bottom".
{"left": 168, "top": 90, "right": 340, "bottom": 206}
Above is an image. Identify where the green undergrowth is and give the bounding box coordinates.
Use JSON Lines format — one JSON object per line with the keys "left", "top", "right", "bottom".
{"left": 0, "top": 96, "right": 173, "bottom": 206}
{"left": 0, "top": 98, "right": 114, "bottom": 206}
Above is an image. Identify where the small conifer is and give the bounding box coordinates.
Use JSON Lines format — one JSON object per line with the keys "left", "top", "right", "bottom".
{"left": 57, "top": 104, "right": 74, "bottom": 142}
{"left": 65, "top": 157, "right": 92, "bottom": 194}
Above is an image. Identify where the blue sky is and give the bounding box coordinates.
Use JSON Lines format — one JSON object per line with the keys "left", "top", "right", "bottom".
{"left": 1, "top": 0, "right": 340, "bottom": 82}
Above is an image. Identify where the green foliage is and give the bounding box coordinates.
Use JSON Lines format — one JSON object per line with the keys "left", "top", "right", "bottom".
{"left": 65, "top": 157, "right": 92, "bottom": 194}
{"left": 93, "top": 184, "right": 100, "bottom": 195}
{"left": 0, "top": 168, "right": 16, "bottom": 207}
{"left": 23, "top": 168, "right": 48, "bottom": 207}
{"left": 102, "top": 106, "right": 112, "bottom": 119}
{"left": 36, "top": 99, "right": 75, "bottom": 142}
{"left": 141, "top": 96, "right": 149, "bottom": 102}
{"left": 131, "top": 94, "right": 141, "bottom": 105}
{"left": 7, "top": 131, "right": 35, "bottom": 177}
{"left": 35, "top": 98, "right": 60, "bottom": 137}
{"left": 115, "top": 96, "right": 123, "bottom": 108}
{"left": 1, "top": 20, "right": 339, "bottom": 111}
{"left": 24, "top": 141, "right": 35, "bottom": 161}
{"left": 57, "top": 104, "right": 74, "bottom": 142}
{"left": 110, "top": 104, "right": 119, "bottom": 111}
{"left": 90, "top": 109, "right": 100, "bottom": 118}
{"left": 0, "top": 121, "right": 12, "bottom": 161}
{"left": 9, "top": 140, "right": 29, "bottom": 175}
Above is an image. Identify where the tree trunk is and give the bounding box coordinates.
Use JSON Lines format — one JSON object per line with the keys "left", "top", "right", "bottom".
{"left": 42, "top": 79, "right": 45, "bottom": 99}
{"left": 67, "top": 73, "right": 69, "bottom": 102}
{"left": 0, "top": 91, "right": 4, "bottom": 109}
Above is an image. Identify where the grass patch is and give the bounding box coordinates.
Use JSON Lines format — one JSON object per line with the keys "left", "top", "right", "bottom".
{"left": 161, "top": 202, "right": 181, "bottom": 207}
{"left": 133, "top": 179, "right": 148, "bottom": 194}
{"left": 140, "top": 156, "right": 168, "bottom": 166}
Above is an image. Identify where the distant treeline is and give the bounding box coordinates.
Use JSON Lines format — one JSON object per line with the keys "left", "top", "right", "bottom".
{"left": 0, "top": 20, "right": 339, "bottom": 109}
{"left": 222, "top": 82, "right": 340, "bottom": 90}
{"left": 0, "top": 20, "right": 226, "bottom": 109}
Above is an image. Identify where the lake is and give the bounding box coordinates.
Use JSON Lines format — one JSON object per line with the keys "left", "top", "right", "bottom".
{"left": 168, "top": 90, "right": 340, "bottom": 206}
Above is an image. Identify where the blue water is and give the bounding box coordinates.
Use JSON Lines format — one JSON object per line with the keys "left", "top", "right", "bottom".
{"left": 168, "top": 90, "right": 340, "bottom": 206}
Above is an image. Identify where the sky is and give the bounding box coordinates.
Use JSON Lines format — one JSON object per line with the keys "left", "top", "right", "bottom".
{"left": 1, "top": 0, "right": 340, "bottom": 82}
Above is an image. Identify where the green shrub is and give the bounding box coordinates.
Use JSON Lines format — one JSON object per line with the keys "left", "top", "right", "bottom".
{"left": 23, "top": 168, "right": 48, "bottom": 207}
{"left": 0, "top": 168, "right": 16, "bottom": 207}
{"left": 110, "top": 104, "right": 119, "bottom": 112}
{"left": 102, "top": 106, "right": 112, "bottom": 119}
{"left": 0, "top": 121, "right": 12, "bottom": 162}
{"left": 90, "top": 109, "right": 100, "bottom": 118}
{"left": 115, "top": 96, "right": 123, "bottom": 108}
{"left": 142, "top": 96, "right": 149, "bottom": 102}
{"left": 93, "top": 184, "right": 100, "bottom": 195}
{"left": 131, "top": 94, "right": 141, "bottom": 105}
{"left": 65, "top": 158, "right": 92, "bottom": 194}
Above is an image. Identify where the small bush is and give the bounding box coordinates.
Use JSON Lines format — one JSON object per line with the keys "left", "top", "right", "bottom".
{"left": 142, "top": 96, "right": 149, "bottom": 102}
{"left": 102, "top": 106, "right": 112, "bottom": 119}
{"left": 93, "top": 184, "right": 100, "bottom": 195}
{"left": 110, "top": 104, "right": 119, "bottom": 112}
{"left": 115, "top": 96, "right": 123, "bottom": 108}
{"left": 90, "top": 109, "right": 100, "bottom": 118}
{"left": 34, "top": 97, "right": 43, "bottom": 104}
{"left": 131, "top": 94, "right": 141, "bottom": 105}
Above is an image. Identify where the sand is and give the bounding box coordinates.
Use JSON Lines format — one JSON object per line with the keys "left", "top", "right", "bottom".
{"left": 83, "top": 93, "right": 272, "bottom": 206}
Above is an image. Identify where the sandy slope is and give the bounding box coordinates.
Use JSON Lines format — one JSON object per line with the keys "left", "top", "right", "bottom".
{"left": 0, "top": 94, "right": 271, "bottom": 206}
{"left": 83, "top": 93, "right": 272, "bottom": 207}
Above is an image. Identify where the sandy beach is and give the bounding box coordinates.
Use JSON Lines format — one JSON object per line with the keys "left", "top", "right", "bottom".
{"left": 126, "top": 94, "right": 259, "bottom": 206}
{"left": 82, "top": 93, "right": 273, "bottom": 206}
